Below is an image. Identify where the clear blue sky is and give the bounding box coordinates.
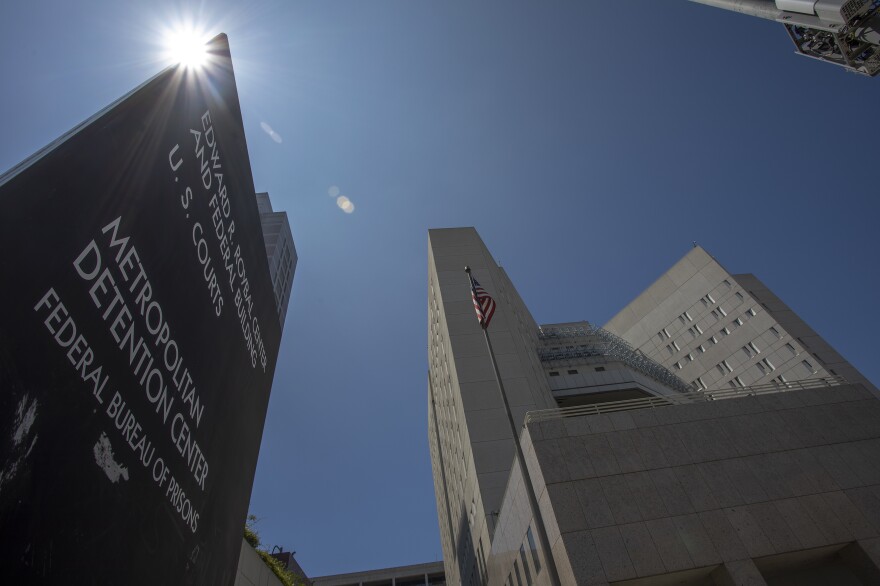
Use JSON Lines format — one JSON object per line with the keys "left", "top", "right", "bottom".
{"left": 2, "top": 0, "right": 878, "bottom": 577}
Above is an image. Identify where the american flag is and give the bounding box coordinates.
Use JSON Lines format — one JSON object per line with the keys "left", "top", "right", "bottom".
{"left": 469, "top": 274, "right": 496, "bottom": 329}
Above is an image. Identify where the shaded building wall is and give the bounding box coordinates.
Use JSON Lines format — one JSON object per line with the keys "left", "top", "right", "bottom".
{"left": 236, "top": 539, "right": 286, "bottom": 586}
{"left": 489, "top": 383, "right": 880, "bottom": 585}
{"left": 733, "top": 273, "right": 877, "bottom": 396}
{"left": 255, "top": 192, "right": 296, "bottom": 328}
{"left": 311, "top": 561, "right": 445, "bottom": 586}
{"left": 427, "top": 228, "right": 557, "bottom": 586}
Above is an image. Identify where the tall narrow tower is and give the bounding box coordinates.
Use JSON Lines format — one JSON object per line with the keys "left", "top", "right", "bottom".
{"left": 427, "top": 228, "right": 689, "bottom": 585}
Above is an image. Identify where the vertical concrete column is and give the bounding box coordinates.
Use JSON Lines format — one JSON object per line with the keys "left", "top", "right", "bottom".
{"left": 711, "top": 559, "right": 768, "bottom": 586}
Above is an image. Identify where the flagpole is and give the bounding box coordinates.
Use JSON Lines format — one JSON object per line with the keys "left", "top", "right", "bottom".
{"left": 465, "top": 267, "right": 561, "bottom": 586}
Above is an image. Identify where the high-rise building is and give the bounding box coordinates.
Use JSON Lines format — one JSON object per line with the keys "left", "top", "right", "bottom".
{"left": 604, "top": 246, "right": 877, "bottom": 397}
{"left": 427, "top": 228, "right": 880, "bottom": 586}
{"left": 256, "top": 191, "right": 297, "bottom": 328}
{"left": 427, "top": 228, "right": 693, "bottom": 585}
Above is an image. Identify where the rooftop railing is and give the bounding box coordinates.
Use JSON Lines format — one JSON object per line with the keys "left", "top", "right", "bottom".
{"left": 524, "top": 376, "right": 848, "bottom": 424}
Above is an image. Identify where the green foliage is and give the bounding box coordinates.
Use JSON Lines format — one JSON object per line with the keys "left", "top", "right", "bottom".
{"left": 244, "top": 514, "right": 261, "bottom": 548}
{"left": 256, "top": 549, "right": 308, "bottom": 586}
{"left": 244, "top": 514, "right": 309, "bottom": 586}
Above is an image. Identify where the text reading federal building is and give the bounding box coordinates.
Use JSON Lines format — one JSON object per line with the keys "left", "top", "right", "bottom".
{"left": 0, "top": 34, "right": 295, "bottom": 585}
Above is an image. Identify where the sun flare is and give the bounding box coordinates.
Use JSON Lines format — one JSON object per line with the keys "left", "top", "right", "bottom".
{"left": 165, "top": 28, "right": 209, "bottom": 68}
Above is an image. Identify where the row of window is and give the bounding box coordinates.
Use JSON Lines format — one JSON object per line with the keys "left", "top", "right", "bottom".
{"left": 505, "top": 527, "right": 541, "bottom": 586}
{"left": 667, "top": 306, "right": 760, "bottom": 364}
{"left": 657, "top": 279, "right": 757, "bottom": 356}
{"left": 699, "top": 355, "right": 815, "bottom": 391}
{"left": 548, "top": 366, "right": 606, "bottom": 377}
{"left": 656, "top": 279, "right": 747, "bottom": 347}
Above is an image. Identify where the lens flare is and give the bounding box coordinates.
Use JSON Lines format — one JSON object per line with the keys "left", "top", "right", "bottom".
{"left": 336, "top": 196, "right": 355, "bottom": 214}
{"left": 165, "top": 28, "right": 209, "bottom": 68}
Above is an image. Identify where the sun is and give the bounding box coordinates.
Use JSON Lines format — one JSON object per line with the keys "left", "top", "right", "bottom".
{"left": 165, "top": 28, "right": 209, "bottom": 69}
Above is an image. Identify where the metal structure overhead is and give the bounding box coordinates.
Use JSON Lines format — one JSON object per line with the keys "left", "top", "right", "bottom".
{"left": 689, "top": 0, "right": 880, "bottom": 75}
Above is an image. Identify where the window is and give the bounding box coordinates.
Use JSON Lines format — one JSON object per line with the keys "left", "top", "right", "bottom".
{"left": 663, "top": 328, "right": 670, "bottom": 338}
{"left": 697, "top": 344, "right": 706, "bottom": 353}
{"left": 687, "top": 353, "right": 694, "bottom": 361}
{"left": 707, "top": 293, "right": 716, "bottom": 303}
{"left": 695, "top": 376, "right": 706, "bottom": 390}
{"left": 513, "top": 559, "right": 524, "bottom": 586}
{"left": 785, "top": 343, "right": 797, "bottom": 357}
{"left": 735, "top": 292, "right": 744, "bottom": 301}
{"left": 756, "top": 362, "right": 766, "bottom": 375}
{"left": 717, "top": 364, "right": 727, "bottom": 375}
{"left": 769, "top": 326, "right": 782, "bottom": 339}
{"left": 747, "top": 307, "right": 757, "bottom": 316}
{"left": 829, "top": 369, "right": 838, "bottom": 376}
{"left": 813, "top": 353, "right": 824, "bottom": 364}
{"left": 802, "top": 360, "right": 814, "bottom": 372}
{"left": 527, "top": 527, "right": 541, "bottom": 574}
{"left": 595, "top": 366, "right": 605, "bottom": 372}
{"left": 519, "top": 545, "right": 533, "bottom": 586}
{"left": 720, "top": 327, "right": 729, "bottom": 336}
{"left": 711, "top": 309, "right": 719, "bottom": 320}
{"left": 567, "top": 369, "right": 578, "bottom": 375}
{"left": 723, "top": 279, "right": 732, "bottom": 288}
{"left": 733, "top": 317, "right": 743, "bottom": 326}
{"left": 748, "top": 341, "right": 760, "bottom": 354}
{"left": 478, "top": 539, "right": 488, "bottom": 585}
{"left": 717, "top": 360, "right": 732, "bottom": 374}
{"left": 742, "top": 345, "right": 753, "bottom": 359}
{"left": 718, "top": 306, "right": 727, "bottom": 317}
{"left": 674, "top": 362, "right": 682, "bottom": 370}
{"left": 684, "top": 311, "right": 693, "bottom": 321}
{"left": 709, "top": 336, "right": 718, "bottom": 345}
{"left": 688, "top": 327, "right": 696, "bottom": 339}
{"left": 694, "top": 323, "right": 703, "bottom": 335}
{"left": 734, "top": 376, "right": 745, "bottom": 387}
{"left": 679, "top": 315, "right": 686, "bottom": 325}
{"left": 729, "top": 381, "right": 738, "bottom": 389}
{"left": 672, "top": 340, "right": 680, "bottom": 351}
{"left": 762, "top": 358, "right": 775, "bottom": 371}
{"left": 549, "top": 371, "right": 560, "bottom": 377}
{"left": 666, "top": 345, "right": 675, "bottom": 356}
{"left": 657, "top": 331, "right": 665, "bottom": 341}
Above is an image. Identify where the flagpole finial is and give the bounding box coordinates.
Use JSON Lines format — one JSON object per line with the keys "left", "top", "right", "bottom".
{"left": 464, "top": 266, "right": 471, "bottom": 274}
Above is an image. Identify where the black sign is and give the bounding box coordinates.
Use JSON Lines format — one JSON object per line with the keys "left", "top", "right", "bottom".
{"left": 0, "top": 34, "right": 281, "bottom": 584}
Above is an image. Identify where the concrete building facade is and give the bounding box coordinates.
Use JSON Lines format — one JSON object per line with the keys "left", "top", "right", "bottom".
{"left": 499, "top": 381, "right": 880, "bottom": 586}
{"left": 312, "top": 561, "right": 446, "bottom": 586}
{"left": 604, "top": 246, "right": 876, "bottom": 397}
{"left": 428, "top": 229, "right": 692, "bottom": 585}
{"left": 427, "top": 228, "right": 880, "bottom": 586}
